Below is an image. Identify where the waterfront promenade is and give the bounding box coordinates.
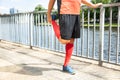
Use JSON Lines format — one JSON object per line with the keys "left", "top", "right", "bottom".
{"left": 0, "top": 40, "right": 120, "bottom": 80}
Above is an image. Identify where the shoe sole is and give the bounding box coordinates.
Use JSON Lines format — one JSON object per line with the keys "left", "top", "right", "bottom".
{"left": 62, "top": 70, "right": 76, "bottom": 75}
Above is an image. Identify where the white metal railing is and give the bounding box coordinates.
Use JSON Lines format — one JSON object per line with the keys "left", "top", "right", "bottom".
{"left": 99, "top": 3, "right": 120, "bottom": 65}
{"left": 0, "top": 3, "right": 120, "bottom": 66}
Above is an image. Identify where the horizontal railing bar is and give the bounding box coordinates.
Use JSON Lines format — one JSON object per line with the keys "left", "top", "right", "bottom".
{"left": 102, "top": 60, "right": 120, "bottom": 66}
{"left": 0, "top": 10, "right": 57, "bottom": 16}
{"left": 82, "top": 3, "right": 120, "bottom": 9}
{"left": 103, "top": 3, "right": 120, "bottom": 7}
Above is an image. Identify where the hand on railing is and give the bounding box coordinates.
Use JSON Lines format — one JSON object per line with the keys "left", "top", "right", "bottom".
{"left": 82, "top": 0, "right": 103, "bottom": 9}
{"left": 93, "top": 3, "right": 103, "bottom": 8}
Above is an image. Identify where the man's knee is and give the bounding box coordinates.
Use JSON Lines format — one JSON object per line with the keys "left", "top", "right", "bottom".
{"left": 69, "top": 38, "right": 74, "bottom": 44}
{"left": 59, "top": 38, "right": 70, "bottom": 44}
{"left": 59, "top": 38, "right": 75, "bottom": 44}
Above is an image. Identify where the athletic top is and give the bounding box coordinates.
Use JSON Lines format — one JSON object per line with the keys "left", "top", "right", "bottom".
{"left": 57, "top": 0, "right": 82, "bottom": 15}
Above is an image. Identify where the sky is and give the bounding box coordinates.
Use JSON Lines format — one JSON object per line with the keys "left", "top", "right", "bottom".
{"left": 0, "top": 0, "right": 90, "bottom": 14}
{"left": 0, "top": 0, "right": 57, "bottom": 14}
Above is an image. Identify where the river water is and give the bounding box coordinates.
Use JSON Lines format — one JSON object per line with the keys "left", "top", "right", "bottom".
{"left": 0, "top": 24, "right": 120, "bottom": 63}
{"left": 32, "top": 25, "right": 120, "bottom": 63}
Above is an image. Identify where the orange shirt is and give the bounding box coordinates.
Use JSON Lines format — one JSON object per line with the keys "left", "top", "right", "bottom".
{"left": 60, "top": 0, "right": 81, "bottom": 15}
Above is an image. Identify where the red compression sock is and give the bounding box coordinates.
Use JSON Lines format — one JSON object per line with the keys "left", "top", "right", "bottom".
{"left": 64, "top": 43, "right": 74, "bottom": 66}
{"left": 52, "top": 20, "right": 60, "bottom": 39}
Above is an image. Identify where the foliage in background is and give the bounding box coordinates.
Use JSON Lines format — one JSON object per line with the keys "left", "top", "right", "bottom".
{"left": 34, "top": 4, "right": 46, "bottom": 25}
{"left": 111, "top": 0, "right": 120, "bottom": 22}
{"left": 34, "top": 4, "right": 45, "bottom": 12}
{"left": 92, "top": 0, "right": 111, "bottom": 4}
{"left": 111, "top": 0, "right": 120, "bottom": 3}
{"left": 82, "top": 0, "right": 119, "bottom": 23}
{"left": 92, "top": 0, "right": 111, "bottom": 20}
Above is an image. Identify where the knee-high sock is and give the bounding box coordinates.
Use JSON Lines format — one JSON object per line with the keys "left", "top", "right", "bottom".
{"left": 52, "top": 20, "right": 60, "bottom": 39}
{"left": 64, "top": 43, "right": 74, "bottom": 66}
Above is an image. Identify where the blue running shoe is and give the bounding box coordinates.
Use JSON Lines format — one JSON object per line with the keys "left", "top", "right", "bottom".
{"left": 63, "top": 65, "right": 75, "bottom": 75}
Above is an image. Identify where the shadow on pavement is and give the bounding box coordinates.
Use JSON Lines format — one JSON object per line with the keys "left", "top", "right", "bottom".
{"left": 0, "top": 64, "right": 61, "bottom": 76}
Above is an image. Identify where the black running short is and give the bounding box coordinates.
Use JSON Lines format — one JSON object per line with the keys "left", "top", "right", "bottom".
{"left": 59, "top": 14, "right": 81, "bottom": 40}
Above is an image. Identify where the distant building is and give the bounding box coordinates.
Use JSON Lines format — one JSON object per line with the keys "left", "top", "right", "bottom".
{"left": 10, "top": 8, "right": 18, "bottom": 14}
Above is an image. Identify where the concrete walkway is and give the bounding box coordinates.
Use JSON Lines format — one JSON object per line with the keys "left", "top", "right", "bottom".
{"left": 0, "top": 41, "right": 120, "bottom": 80}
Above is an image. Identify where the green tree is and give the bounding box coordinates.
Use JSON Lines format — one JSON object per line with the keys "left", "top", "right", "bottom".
{"left": 111, "top": 0, "right": 120, "bottom": 22}
{"left": 34, "top": 4, "right": 45, "bottom": 12}
{"left": 92, "top": 0, "right": 112, "bottom": 20}
{"left": 34, "top": 4, "right": 46, "bottom": 26}
{"left": 92, "top": 0, "right": 111, "bottom": 4}
{"left": 111, "top": 0, "right": 120, "bottom": 3}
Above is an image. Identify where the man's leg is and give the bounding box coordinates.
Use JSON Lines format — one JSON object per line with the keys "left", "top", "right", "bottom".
{"left": 62, "top": 38, "right": 75, "bottom": 75}
{"left": 52, "top": 20, "right": 72, "bottom": 44}
{"left": 63, "top": 15, "right": 81, "bottom": 67}
{"left": 64, "top": 38, "right": 74, "bottom": 66}
{"left": 52, "top": 15, "right": 77, "bottom": 74}
{"left": 52, "top": 20, "right": 60, "bottom": 39}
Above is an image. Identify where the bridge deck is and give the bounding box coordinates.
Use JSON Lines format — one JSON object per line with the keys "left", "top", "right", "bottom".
{"left": 0, "top": 41, "right": 120, "bottom": 80}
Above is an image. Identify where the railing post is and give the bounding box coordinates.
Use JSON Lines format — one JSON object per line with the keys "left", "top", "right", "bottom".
{"left": 87, "top": 9, "right": 90, "bottom": 57}
{"left": 108, "top": 7, "right": 112, "bottom": 62}
{"left": 99, "top": 6, "right": 105, "bottom": 66}
{"left": 116, "top": 6, "right": 120, "bottom": 64}
{"left": 92, "top": 9, "right": 96, "bottom": 59}
{"left": 29, "top": 13, "right": 33, "bottom": 49}
{"left": 81, "top": 8, "right": 84, "bottom": 56}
